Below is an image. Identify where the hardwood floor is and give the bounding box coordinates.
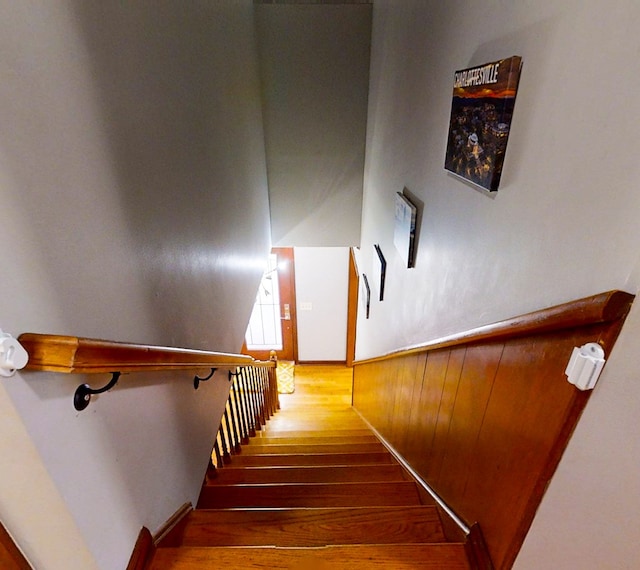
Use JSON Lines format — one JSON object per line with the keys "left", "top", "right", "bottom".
{"left": 261, "top": 364, "right": 361, "bottom": 432}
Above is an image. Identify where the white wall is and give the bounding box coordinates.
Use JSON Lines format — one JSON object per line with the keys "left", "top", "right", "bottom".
{"left": 294, "top": 248, "right": 349, "bottom": 362}
{"left": 359, "top": 1, "right": 640, "bottom": 567}
{"left": 0, "top": 3, "right": 270, "bottom": 569}
{"left": 358, "top": 0, "right": 640, "bottom": 360}
{"left": 255, "top": 4, "right": 371, "bottom": 247}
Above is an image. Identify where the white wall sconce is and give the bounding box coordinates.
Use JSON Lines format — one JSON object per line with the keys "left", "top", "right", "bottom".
{"left": 0, "top": 329, "right": 29, "bottom": 377}
{"left": 565, "top": 342, "right": 606, "bottom": 391}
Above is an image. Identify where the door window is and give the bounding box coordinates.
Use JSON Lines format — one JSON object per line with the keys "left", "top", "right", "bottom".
{"left": 245, "top": 253, "right": 283, "bottom": 350}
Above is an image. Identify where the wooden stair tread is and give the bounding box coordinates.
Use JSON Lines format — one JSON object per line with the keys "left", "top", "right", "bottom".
{"left": 150, "top": 543, "right": 471, "bottom": 569}
{"left": 269, "top": 407, "right": 360, "bottom": 413}
{"left": 175, "top": 506, "right": 445, "bottom": 547}
{"left": 240, "top": 442, "right": 386, "bottom": 455}
{"left": 265, "top": 421, "right": 365, "bottom": 426}
{"left": 265, "top": 415, "right": 367, "bottom": 428}
{"left": 208, "top": 464, "right": 408, "bottom": 484}
{"left": 271, "top": 410, "right": 358, "bottom": 417}
{"left": 247, "top": 435, "right": 379, "bottom": 445}
{"left": 223, "top": 452, "right": 396, "bottom": 467}
{"left": 197, "top": 481, "right": 423, "bottom": 508}
{"left": 255, "top": 429, "right": 373, "bottom": 438}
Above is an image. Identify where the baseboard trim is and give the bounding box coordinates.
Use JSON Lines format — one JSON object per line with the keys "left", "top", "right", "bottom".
{"left": 0, "top": 522, "right": 32, "bottom": 570}
{"left": 465, "top": 523, "right": 494, "bottom": 570}
{"left": 153, "top": 502, "right": 193, "bottom": 547}
{"left": 127, "top": 502, "right": 193, "bottom": 569}
{"left": 296, "top": 360, "right": 347, "bottom": 366}
{"left": 126, "top": 528, "right": 154, "bottom": 570}
{"left": 353, "top": 408, "right": 470, "bottom": 536}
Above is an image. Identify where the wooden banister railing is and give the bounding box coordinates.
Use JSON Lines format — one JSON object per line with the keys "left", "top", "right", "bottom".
{"left": 354, "top": 290, "right": 634, "bottom": 365}
{"left": 211, "top": 364, "right": 280, "bottom": 471}
{"left": 17, "top": 333, "right": 278, "bottom": 414}
{"left": 18, "top": 333, "right": 261, "bottom": 373}
{"left": 18, "top": 332, "right": 281, "bottom": 479}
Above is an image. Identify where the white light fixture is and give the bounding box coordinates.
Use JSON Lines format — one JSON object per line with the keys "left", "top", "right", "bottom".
{"left": 565, "top": 342, "right": 606, "bottom": 391}
{"left": 0, "top": 329, "right": 29, "bottom": 377}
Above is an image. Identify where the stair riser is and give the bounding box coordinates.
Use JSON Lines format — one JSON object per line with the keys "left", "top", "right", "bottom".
{"left": 197, "top": 482, "right": 421, "bottom": 509}
{"left": 208, "top": 464, "right": 408, "bottom": 484}
{"left": 246, "top": 435, "right": 379, "bottom": 445}
{"left": 222, "top": 452, "right": 396, "bottom": 467}
{"left": 151, "top": 544, "right": 471, "bottom": 569}
{"left": 240, "top": 443, "right": 386, "bottom": 455}
{"left": 254, "top": 429, "right": 373, "bottom": 439}
{"left": 179, "top": 506, "right": 445, "bottom": 547}
{"left": 266, "top": 420, "right": 363, "bottom": 426}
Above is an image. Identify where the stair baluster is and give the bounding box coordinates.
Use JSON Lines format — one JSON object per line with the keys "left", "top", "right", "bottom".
{"left": 254, "top": 367, "right": 266, "bottom": 427}
{"left": 230, "top": 373, "right": 249, "bottom": 444}
{"left": 239, "top": 369, "right": 255, "bottom": 438}
{"left": 226, "top": 393, "right": 241, "bottom": 453}
{"left": 240, "top": 368, "right": 257, "bottom": 436}
{"left": 219, "top": 412, "right": 232, "bottom": 465}
{"left": 212, "top": 437, "right": 223, "bottom": 469}
{"left": 248, "top": 367, "right": 262, "bottom": 431}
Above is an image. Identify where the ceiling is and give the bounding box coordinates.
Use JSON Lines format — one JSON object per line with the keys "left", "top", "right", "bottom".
{"left": 254, "top": 2, "right": 373, "bottom": 246}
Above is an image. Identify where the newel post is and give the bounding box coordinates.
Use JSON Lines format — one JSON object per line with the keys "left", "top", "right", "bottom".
{"left": 269, "top": 350, "right": 280, "bottom": 411}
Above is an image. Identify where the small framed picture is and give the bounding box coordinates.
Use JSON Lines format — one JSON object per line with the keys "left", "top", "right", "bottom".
{"left": 373, "top": 244, "right": 386, "bottom": 301}
{"left": 360, "top": 273, "right": 371, "bottom": 319}
{"left": 394, "top": 192, "right": 417, "bottom": 268}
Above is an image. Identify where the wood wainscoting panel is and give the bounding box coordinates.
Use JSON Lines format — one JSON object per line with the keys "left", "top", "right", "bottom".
{"left": 435, "top": 343, "right": 504, "bottom": 508}
{"left": 425, "top": 347, "right": 466, "bottom": 484}
{"left": 398, "top": 353, "right": 430, "bottom": 470}
{"left": 390, "top": 353, "right": 425, "bottom": 453}
{"left": 353, "top": 291, "right": 634, "bottom": 570}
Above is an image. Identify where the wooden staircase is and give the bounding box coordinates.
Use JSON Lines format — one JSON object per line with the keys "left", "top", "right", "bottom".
{"left": 147, "top": 365, "right": 472, "bottom": 569}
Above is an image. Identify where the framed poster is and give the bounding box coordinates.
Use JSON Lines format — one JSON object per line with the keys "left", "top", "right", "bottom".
{"left": 393, "top": 192, "right": 417, "bottom": 268}
{"left": 444, "top": 55, "right": 522, "bottom": 192}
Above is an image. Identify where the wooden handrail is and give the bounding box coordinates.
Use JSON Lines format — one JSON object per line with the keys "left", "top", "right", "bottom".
{"left": 355, "top": 290, "right": 634, "bottom": 366}
{"left": 18, "top": 333, "right": 273, "bottom": 374}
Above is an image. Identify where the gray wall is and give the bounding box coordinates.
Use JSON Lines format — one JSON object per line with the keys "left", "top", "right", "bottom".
{"left": 357, "top": 1, "right": 640, "bottom": 567}
{"left": 256, "top": 4, "right": 371, "bottom": 247}
{"left": 0, "top": 3, "right": 270, "bottom": 568}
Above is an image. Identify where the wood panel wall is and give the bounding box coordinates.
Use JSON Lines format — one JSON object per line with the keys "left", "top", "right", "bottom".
{"left": 353, "top": 291, "right": 634, "bottom": 570}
